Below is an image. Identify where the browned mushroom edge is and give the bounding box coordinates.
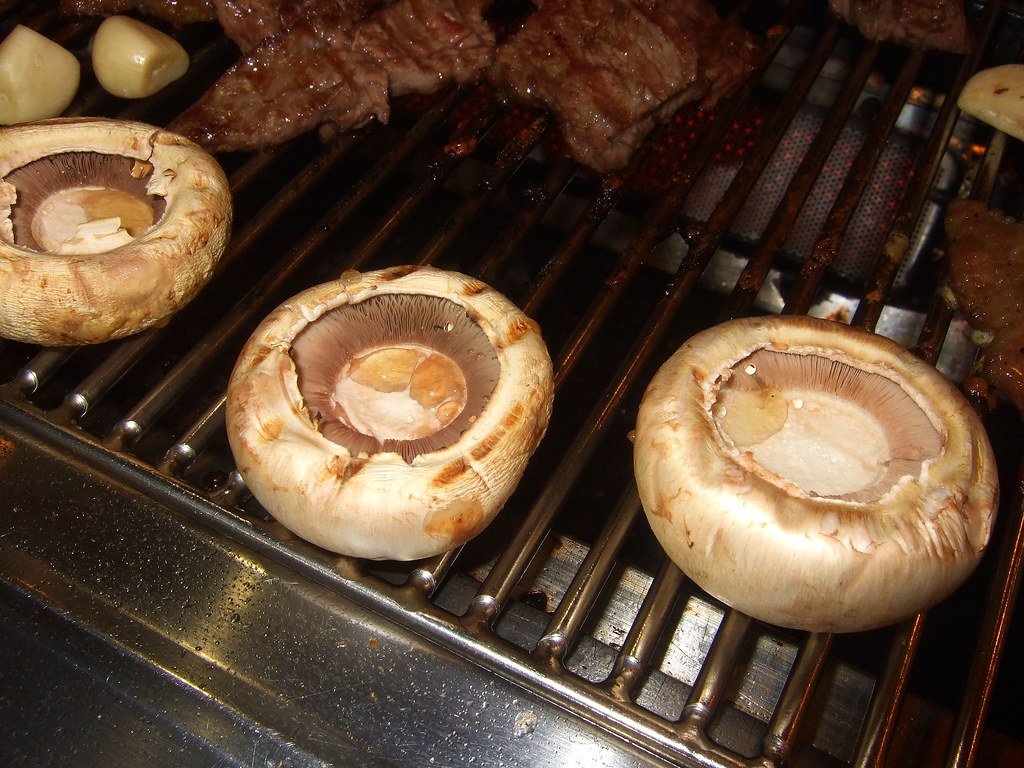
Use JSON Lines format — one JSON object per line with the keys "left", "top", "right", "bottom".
{"left": 226, "top": 266, "right": 554, "bottom": 561}
{"left": 633, "top": 315, "right": 999, "bottom": 633}
{"left": 0, "top": 117, "right": 231, "bottom": 345}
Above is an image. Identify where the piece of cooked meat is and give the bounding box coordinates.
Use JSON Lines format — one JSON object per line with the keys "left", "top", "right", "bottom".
{"left": 169, "top": 18, "right": 390, "bottom": 153}
{"left": 212, "top": 0, "right": 381, "bottom": 52}
{"left": 829, "top": 0, "right": 971, "bottom": 53}
{"left": 945, "top": 198, "right": 1024, "bottom": 412}
{"left": 945, "top": 198, "right": 1024, "bottom": 334}
{"left": 488, "top": 0, "right": 760, "bottom": 174}
{"left": 173, "top": 0, "right": 495, "bottom": 153}
{"left": 984, "top": 323, "right": 1024, "bottom": 413}
{"left": 60, "top": 0, "right": 216, "bottom": 25}
{"left": 353, "top": 0, "right": 495, "bottom": 96}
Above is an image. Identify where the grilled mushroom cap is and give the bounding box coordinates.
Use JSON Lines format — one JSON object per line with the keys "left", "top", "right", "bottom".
{"left": 226, "top": 266, "right": 554, "bottom": 561}
{"left": 0, "top": 118, "right": 231, "bottom": 345}
{"left": 633, "top": 315, "right": 998, "bottom": 633}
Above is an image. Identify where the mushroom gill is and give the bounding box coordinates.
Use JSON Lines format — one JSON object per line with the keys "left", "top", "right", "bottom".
{"left": 712, "top": 348, "right": 942, "bottom": 503}
{"left": 290, "top": 293, "right": 500, "bottom": 463}
{"left": 3, "top": 151, "right": 165, "bottom": 254}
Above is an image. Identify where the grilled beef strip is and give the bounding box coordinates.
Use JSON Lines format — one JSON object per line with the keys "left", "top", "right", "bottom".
{"left": 168, "top": 16, "right": 390, "bottom": 153}
{"left": 352, "top": 0, "right": 495, "bottom": 95}
{"left": 212, "top": 0, "right": 381, "bottom": 52}
{"left": 60, "top": 0, "right": 381, "bottom": 54}
{"left": 59, "top": 0, "right": 216, "bottom": 25}
{"left": 829, "top": 0, "right": 971, "bottom": 53}
{"left": 172, "top": 0, "right": 494, "bottom": 153}
{"left": 488, "top": 0, "right": 759, "bottom": 174}
{"left": 945, "top": 198, "right": 1024, "bottom": 412}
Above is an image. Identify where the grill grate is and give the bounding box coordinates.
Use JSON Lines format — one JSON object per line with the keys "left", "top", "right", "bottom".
{"left": 1, "top": 1, "right": 1023, "bottom": 767}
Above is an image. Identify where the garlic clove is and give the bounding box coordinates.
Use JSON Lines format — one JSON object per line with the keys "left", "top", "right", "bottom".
{"left": 92, "top": 16, "right": 190, "bottom": 99}
{"left": 958, "top": 64, "right": 1024, "bottom": 142}
{"left": 0, "top": 26, "right": 80, "bottom": 125}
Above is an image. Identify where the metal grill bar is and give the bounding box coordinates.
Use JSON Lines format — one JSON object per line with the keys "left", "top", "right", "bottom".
{"left": 474, "top": 158, "right": 578, "bottom": 282}
{"left": 721, "top": 30, "right": 877, "bottom": 320}
{"left": 851, "top": 616, "right": 925, "bottom": 768}
{"left": 52, "top": 332, "right": 160, "bottom": 424}
{"left": 545, "top": 89, "right": 748, "bottom": 391}
{"left": 946, "top": 461, "right": 1024, "bottom": 768}
{"left": 346, "top": 93, "right": 500, "bottom": 267}
{"left": 854, "top": 0, "right": 1008, "bottom": 331}
{"left": 416, "top": 114, "right": 551, "bottom": 266}
{"left": 8, "top": 346, "right": 73, "bottom": 397}
{"left": 534, "top": 484, "right": 644, "bottom": 667}
{"left": 519, "top": 178, "right": 621, "bottom": 314}
{"left": 761, "top": 632, "right": 833, "bottom": 764}
{"left": 606, "top": 559, "right": 689, "bottom": 702}
{"left": 782, "top": 48, "right": 924, "bottom": 315}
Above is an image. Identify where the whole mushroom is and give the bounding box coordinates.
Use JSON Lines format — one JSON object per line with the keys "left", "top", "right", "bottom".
{"left": 0, "top": 118, "right": 231, "bottom": 345}
{"left": 226, "top": 265, "right": 555, "bottom": 561}
{"left": 633, "top": 315, "right": 999, "bottom": 633}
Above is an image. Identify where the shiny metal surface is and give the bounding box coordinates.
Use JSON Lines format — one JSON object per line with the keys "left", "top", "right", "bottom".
{"left": 0, "top": 409, "right": 667, "bottom": 768}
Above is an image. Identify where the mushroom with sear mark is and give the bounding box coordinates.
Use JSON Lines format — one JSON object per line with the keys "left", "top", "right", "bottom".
{"left": 633, "top": 315, "right": 999, "bottom": 633}
{"left": 0, "top": 118, "right": 231, "bottom": 345}
{"left": 226, "top": 266, "right": 555, "bottom": 561}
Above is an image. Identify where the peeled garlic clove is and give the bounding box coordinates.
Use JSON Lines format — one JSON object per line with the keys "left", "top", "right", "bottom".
{"left": 0, "top": 26, "right": 80, "bottom": 125}
{"left": 92, "top": 16, "right": 189, "bottom": 99}
{"left": 633, "top": 315, "right": 999, "bottom": 633}
{"left": 0, "top": 118, "right": 232, "bottom": 345}
{"left": 226, "top": 266, "right": 555, "bottom": 561}
{"left": 958, "top": 64, "right": 1024, "bottom": 141}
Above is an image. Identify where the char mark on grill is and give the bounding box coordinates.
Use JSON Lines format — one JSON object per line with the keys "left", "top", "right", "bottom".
{"left": 171, "top": 0, "right": 495, "bottom": 153}
{"left": 487, "top": 0, "right": 760, "bottom": 174}
{"left": 828, "top": 0, "right": 971, "bottom": 53}
{"left": 59, "top": 0, "right": 217, "bottom": 26}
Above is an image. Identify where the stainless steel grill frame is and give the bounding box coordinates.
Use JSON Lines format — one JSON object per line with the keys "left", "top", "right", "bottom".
{"left": 1, "top": 1, "right": 1023, "bottom": 767}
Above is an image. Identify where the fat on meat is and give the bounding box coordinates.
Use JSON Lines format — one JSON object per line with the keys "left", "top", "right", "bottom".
{"left": 488, "top": 0, "right": 760, "bottom": 174}
{"left": 172, "top": 0, "right": 495, "bottom": 153}
{"left": 828, "top": 0, "right": 971, "bottom": 53}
